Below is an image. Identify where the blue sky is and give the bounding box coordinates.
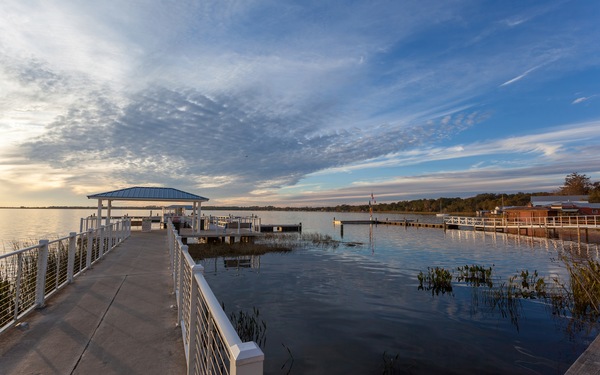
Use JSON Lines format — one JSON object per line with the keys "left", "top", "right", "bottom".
{"left": 1, "top": 0, "right": 599, "bottom": 207}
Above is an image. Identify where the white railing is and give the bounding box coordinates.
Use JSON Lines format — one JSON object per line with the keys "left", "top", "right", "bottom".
{"left": 207, "top": 215, "right": 261, "bottom": 232}
{"left": 445, "top": 215, "right": 600, "bottom": 228}
{"left": 167, "top": 221, "right": 264, "bottom": 375}
{"left": 0, "top": 218, "right": 131, "bottom": 335}
{"left": 80, "top": 215, "right": 162, "bottom": 231}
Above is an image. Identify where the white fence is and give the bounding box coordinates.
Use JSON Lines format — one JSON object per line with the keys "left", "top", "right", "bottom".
{"left": 206, "top": 215, "right": 261, "bottom": 232}
{"left": 80, "top": 215, "right": 162, "bottom": 231}
{"left": 0, "top": 218, "right": 131, "bottom": 335}
{"left": 167, "top": 221, "right": 264, "bottom": 375}
{"left": 445, "top": 215, "right": 600, "bottom": 228}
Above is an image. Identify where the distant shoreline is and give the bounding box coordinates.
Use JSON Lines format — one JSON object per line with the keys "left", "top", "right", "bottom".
{"left": 0, "top": 206, "right": 474, "bottom": 215}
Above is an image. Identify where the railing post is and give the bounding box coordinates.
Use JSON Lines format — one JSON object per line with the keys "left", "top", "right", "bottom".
{"left": 177, "top": 236, "right": 185, "bottom": 326}
{"left": 109, "top": 224, "right": 114, "bottom": 250}
{"left": 117, "top": 221, "right": 122, "bottom": 243}
{"left": 113, "top": 222, "right": 119, "bottom": 246}
{"left": 35, "top": 240, "right": 49, "bottom": 308}
{"left": 99, "top": 226, "right": 105, "bottom": 258}
{"left": 14, "top": 253, "right": 24, "bottom": 320}
{"left": 230, "top": 342, "right": 265, "bottom": 375}
{"left": 186, "top": 257, "right": 204, "bottom": 375}
{"left": 67, "top": 232, "right": 76, "bottom": 283}
{"left": 86, "top": 228, "right": 94, "bottom": 268}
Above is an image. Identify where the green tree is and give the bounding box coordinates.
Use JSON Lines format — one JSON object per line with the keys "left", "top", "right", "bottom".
{"left": 557, "top": 172, "right": 593, "bottom": 195}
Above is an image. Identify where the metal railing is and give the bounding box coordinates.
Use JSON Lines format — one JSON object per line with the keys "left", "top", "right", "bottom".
{"left": 445, "top": 215, "right": 600, "bottom": 228}
{"left": 80, "top": 215, "right": 162, "bottom": 231}
{"left": 167, "top": 221, "right": 264, "bottom": 375}
{"left": 207, "top": 215, "right": 261, "bottom": 232}
{"left": 0, "top": 218, "right": 131, "bottom": 335}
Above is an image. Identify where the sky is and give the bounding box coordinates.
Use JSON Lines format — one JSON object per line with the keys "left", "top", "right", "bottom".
{"left": 1, "top": 0, "right": 599, "bottom": 207}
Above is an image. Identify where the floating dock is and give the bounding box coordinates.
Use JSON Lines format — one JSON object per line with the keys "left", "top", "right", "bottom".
{"left": 260, "top": 223, "right": 302, "bottom": 232}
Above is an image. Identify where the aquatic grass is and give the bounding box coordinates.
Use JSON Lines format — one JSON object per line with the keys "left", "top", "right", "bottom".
{"left": 417, "top": 267, "right": 453, "bottom": 295}
{"left": 188, "top": 232, "right": 343, "bottom": 260}
{"left": 225, "top": 305, "right": 267, "bottom": 348}
{"left": 261, "top": 233, "right": 341, "bottom": 249}
{"left": 280, "top": 343, "right": 294, "bottom": 375}
{"left": 456, "top": 264, "right": 494, "bottom": 287}
{"left": 0, "top": 236, "right": 99, "bottom": 329}
{"left": 0, "top": 243, "right": 40, "bottom": 328}
{"left": 418, "top": 256, "right": 600, "bottom": 332}
{"left": 382, "top": 351, "right": 400, "bottom": 374}
{"left": 0, "top": 276, "right": 13, "bottom": 328}
{"left": 188, "top": 241, "right": 292, "bottom": 260}
{"left": 479, "top": 280, "right": 523, "bottom": 330}
{"left": 557, "top": 251, "right": 600, "bottom": 322}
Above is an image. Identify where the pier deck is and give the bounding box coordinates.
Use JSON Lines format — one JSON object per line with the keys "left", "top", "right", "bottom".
{"left": 333, "top": 219, "right": 445, "bottom": 229}
{"left": 0, "top": 230, "right": 186, "bottom": 375}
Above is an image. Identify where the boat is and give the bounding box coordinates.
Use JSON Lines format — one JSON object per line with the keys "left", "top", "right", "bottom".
{"left": 436, "top": 201, "right": 448, "bottom": 217}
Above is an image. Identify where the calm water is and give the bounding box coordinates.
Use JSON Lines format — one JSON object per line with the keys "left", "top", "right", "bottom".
{"left": 1, "top": 209, "right": 598, "bottom": 373}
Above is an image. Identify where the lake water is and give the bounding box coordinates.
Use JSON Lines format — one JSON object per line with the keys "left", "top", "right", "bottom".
{"left": 1, "top": 209, "right": 599, "bottom": 374}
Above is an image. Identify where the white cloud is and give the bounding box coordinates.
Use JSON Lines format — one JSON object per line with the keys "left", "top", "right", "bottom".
{"left": 572, "top": 95, "right": 597, "bottom": 105}
{"left": 1, "top": 1, "right": 599, "bottom": 206}
{"left": 500, "top": 66, "right": 540, "bottom": 87}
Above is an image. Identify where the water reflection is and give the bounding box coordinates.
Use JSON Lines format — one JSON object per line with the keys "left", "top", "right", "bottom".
{"left": 201, "top": 256, "right": 262, "bottom": 275}
{"left": 203, "top": 225, "right": 598, "bottom": 374}
{"left": 5, "top": 209, "right": 597, "bottom": 373}
{"left": 223, "top": 256, "right": 260, "bottom": 269}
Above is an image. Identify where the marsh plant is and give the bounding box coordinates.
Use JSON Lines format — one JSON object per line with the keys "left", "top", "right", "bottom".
{"left": 188, "top": 232, "right": 343, "bottom": 261}
{"left": 0, "top": 236, "right": 98, "bottom": 329}
{"left": 260, "top": 233, "right": 341, "bottom": 250}
{"left": 227, "top": 305, "right": 267, "bottom": 349}
{"left": 381, "top": 351, "right": 400, "bottom": 374}
{"left": 551, "top": 251, "right": 600, "bottom": 328}
{"left": 456, "top": 264, "right": 494, "bottom": 287}
{"left": 417, "top": 267, "right": 453, "bottom": 295}
{"left": 418, "top": 255, "right": 600, "bottom": 332}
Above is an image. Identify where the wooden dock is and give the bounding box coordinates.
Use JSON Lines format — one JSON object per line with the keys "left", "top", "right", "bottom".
{"left": 177, "top": 222, "right": 302, "bottom": 243}
{"left": 333, "top": 219, "right": 445, "bottom": 229}
{"left": 260, "top": 223, "right": 302, "bottom": 232}
{"left": 178, "top": 228, "right": 263, "bottom": 244}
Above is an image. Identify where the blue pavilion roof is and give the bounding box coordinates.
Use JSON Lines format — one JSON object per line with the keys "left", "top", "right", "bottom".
{"left": 87, "top": 187, "right": 209, "bottom": 202}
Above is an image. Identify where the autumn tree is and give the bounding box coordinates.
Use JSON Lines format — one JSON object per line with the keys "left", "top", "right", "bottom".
{"left": 590, "top": 182, "right": 600, "bottom": 203}
{"left": 557, "top": 172, "right": 593, "bottom": 195}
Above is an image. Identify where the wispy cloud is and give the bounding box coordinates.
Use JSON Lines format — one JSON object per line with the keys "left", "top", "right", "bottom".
{"left": 500, "top": 66, "right": 540, "bottom": 87}
{"left": 572, "top": 95, "right": 596, "bottom": 104}
{"left": 312, "top": 121, "right": 600, "bottom": 174}
{"left": 1, "top": 0, "right": 599, "bottom": 206}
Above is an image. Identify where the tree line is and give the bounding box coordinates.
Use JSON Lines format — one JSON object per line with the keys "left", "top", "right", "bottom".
{"left": 5, "top": 173, "right": 598, "bottom": 213}
{"left": 205, "top": 172, "right": 600, "bottom": 214}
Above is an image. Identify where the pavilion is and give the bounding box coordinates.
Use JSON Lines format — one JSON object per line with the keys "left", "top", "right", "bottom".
{"left": 87, "top": 186, "right": 209, "bottom": 232}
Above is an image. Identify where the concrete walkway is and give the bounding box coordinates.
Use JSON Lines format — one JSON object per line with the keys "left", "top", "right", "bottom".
{"left": 0, "top": 230, "right": 186, "bottom": 375}
{"left": 566, "top": 333, "right": 600, "bottom": 374}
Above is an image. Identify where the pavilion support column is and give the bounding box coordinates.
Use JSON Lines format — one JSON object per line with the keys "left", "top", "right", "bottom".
{"left": 96, "top": 199, "right": 103, "bottom": 229}
{"left": 192, "top": 201, "right": 198, "bottom": 233}
{"left": 106, "top": 200, "right": 112, "bottom": 227}
{"left": 198, "top": 203, "right": 203, "bottom": 232}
